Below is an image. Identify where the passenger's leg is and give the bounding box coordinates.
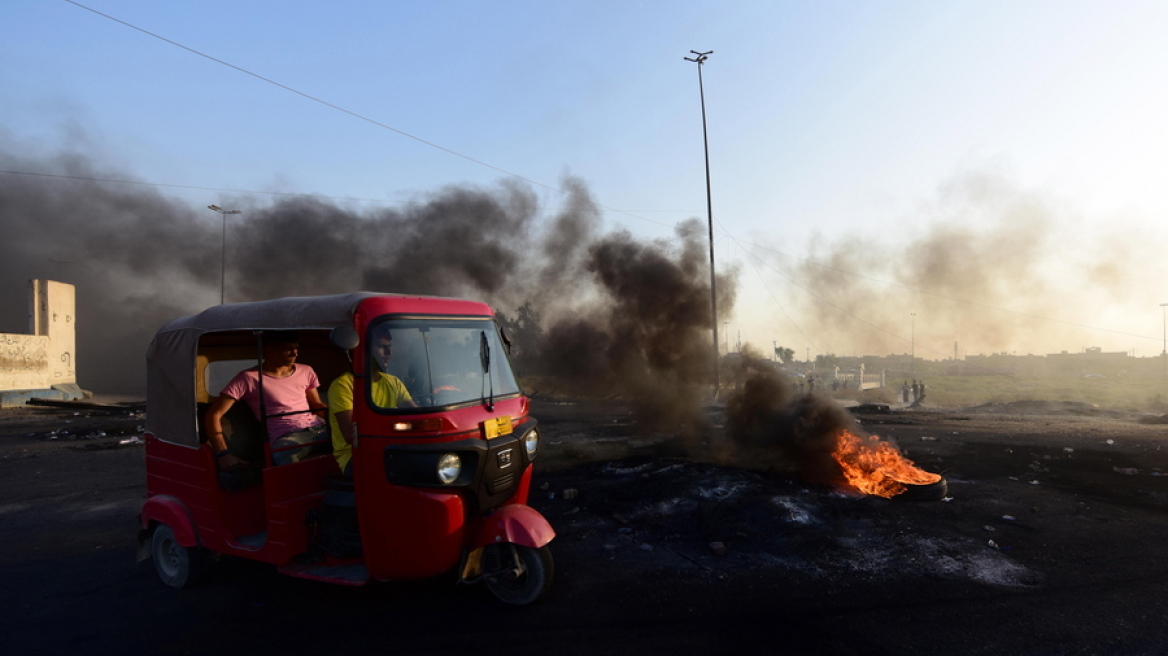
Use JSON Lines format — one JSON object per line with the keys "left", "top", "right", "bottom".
{"left": 272, "top": 425, "right": 328, "bottom": 464}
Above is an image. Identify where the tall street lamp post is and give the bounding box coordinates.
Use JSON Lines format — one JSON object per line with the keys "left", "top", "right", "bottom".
{"left": 208, "top": 204, "right": 242, "bottom": 305}
{"left": 684, "top": 49, "right": 719, "bottom": 393}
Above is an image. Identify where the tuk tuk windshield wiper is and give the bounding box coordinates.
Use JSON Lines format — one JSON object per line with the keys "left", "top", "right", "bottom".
{"left": 480, "top": 330, "right": 493, "bottom": 411}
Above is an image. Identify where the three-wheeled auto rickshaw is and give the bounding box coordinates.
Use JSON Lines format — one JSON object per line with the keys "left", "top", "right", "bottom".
{"left": 138, "top": 292, "right": 554, "bottom": 604}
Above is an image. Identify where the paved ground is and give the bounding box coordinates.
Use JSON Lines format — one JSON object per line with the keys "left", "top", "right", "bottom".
{"left": 1, "top": 396, "right": 1167, "bottom": 655}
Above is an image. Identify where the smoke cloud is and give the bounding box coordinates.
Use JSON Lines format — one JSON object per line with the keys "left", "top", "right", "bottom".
{"left": 0, "top": 139, "right": 735, "bottom": 408}
{"left": 769, "top": 172, "right": 1168, "bottom": 359}
{"left": 537, "top": 221, "right": 738, "bottom": 433}
{"left": 722, "top": 362, "right": 857, "bottom": 483}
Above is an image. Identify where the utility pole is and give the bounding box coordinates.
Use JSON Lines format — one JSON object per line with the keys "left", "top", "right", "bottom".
{"left": 208, "top": 204, "right": 242, "bottom": 305}
{"left": 1161, "top": 303, "right": 1167, "bottom": 382}
{"left": 684, "top": 49, "right": 719, "bottom": 393}
{"left": 910, "top": 313, "right": 917, "bottom": 377}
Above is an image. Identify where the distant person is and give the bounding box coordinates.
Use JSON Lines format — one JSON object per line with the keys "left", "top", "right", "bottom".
{"left": 205, "top": 331, "right": 328, "bottom": 470}
{"left": 912, "top": 379, "right": 920, "bottom": 401}
{"left": 902, "top": 380, "right": 910, "bottom": 403}
{"left": 328, "top": 330, "right": 416, "bottom": 478}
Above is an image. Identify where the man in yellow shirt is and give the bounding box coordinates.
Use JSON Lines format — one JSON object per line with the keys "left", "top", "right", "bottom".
{"left": 328, "top": 333, "right": 414, "bottom": 477}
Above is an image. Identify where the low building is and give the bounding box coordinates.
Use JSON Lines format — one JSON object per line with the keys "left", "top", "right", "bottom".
{"left": 0, "top": 279, "right": 87, "bottom": 407}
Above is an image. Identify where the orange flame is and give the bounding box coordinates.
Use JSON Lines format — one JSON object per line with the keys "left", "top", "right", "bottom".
{"left": 832, "top": 429, "right": 941, "bottom": 498}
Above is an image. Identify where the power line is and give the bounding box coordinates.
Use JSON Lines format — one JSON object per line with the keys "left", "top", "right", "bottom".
{"left": 61, "top": 0, "right": 677, "bottom": 231}
{"left": 727, "top": 237, "right": 820, "bottom": 355}
{"left": 63, "top": 1, "right": 551, "bottom": 192}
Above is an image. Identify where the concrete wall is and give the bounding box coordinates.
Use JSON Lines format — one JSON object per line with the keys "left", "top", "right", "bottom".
{"left": 0, "top": 280, "right": 76, "bottom": 392}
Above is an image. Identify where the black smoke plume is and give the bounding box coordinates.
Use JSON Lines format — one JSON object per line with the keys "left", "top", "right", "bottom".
{"left": 723, "top": 361, "right": 858, "bottom": 484}
{"left": 536, "top": 221, "right": 738, "bottom": 433}
{"left": 0, "top": 141, "right": 736, "bottom": 414}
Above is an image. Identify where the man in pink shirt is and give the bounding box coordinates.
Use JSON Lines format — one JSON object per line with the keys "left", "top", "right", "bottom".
{"left": 204, "top": 331, "right": 328, "bottom": 469}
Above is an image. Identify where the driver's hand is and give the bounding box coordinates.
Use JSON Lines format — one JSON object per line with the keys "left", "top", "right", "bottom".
{"left": 216, "top": 453, "right": 247, "bottom": 471}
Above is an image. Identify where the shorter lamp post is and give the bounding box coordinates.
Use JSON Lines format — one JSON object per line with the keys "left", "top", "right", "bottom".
{"left": 208, "top": 204, "right": 242, "bottom": 305}
{"left": 1161, "top": 303, "right": 1167, "bottom": 381}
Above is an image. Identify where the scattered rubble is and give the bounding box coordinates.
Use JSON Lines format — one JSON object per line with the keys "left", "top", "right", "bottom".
{"left": 542, "top": 456, "right": 1037, "bottom": 587}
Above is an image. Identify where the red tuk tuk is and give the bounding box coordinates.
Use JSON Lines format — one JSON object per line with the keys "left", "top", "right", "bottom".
{"left": 138, "top": 293, "right": 554, "bottom": 604}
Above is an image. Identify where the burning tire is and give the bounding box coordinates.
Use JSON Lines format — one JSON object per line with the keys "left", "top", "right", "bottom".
{"left": 895, "top": 477, "right": 948, "bottom": 501}
{"left": 833, "top": 429, "right": 946, "bottom": 499}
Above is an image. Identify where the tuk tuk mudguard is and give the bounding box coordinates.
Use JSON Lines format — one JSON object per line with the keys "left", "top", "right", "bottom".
{"left": 138, "top": 494, "right": 199, "bottom": 557}
{"left": 458, "top": 503, "right": 555, "bottom": 583}
{"left": 467, "top": 504, "right": 555, "bottom": 551}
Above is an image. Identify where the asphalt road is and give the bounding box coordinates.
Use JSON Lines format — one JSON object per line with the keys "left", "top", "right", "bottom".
{"left": 2, "top": 400, "right": 1168, "bottom": 655}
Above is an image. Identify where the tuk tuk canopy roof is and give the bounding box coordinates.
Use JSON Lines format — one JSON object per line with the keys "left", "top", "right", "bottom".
{"left": 146, "top": 292, "right": 381, "bottom": 447}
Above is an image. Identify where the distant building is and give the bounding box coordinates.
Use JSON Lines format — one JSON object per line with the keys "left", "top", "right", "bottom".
{"left": 0, "top": 280, "right": 87, "bottom": 407}
{"left": 1046, "top": 346, "right": 1129, "bottom": 377}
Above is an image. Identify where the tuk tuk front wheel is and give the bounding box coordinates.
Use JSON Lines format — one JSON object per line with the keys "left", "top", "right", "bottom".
{"left": 151, "top": 524, "right": 206, "bottom": 588}
{"left": 483, "top": 545, "right": 553, "bottom": 606}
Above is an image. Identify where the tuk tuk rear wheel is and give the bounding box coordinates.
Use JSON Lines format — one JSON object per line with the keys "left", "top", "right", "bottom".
{"left": 483, "top": 545, "right": 553, "bottom": 606}
{"left": 151, "top": 524, "right": 206, "bottom": 588}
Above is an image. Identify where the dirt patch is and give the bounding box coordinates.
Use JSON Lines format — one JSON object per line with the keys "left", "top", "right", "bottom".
{"left": 0, "top": 399, "right": 145, "bottom": 460}
{"left": 963, "top": 399, "right": 1124, "bottom": 417}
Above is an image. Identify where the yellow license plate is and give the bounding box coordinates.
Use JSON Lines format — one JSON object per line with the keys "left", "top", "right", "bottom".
{"left": 482, "top": 415, "right": 512, "bottom": 439}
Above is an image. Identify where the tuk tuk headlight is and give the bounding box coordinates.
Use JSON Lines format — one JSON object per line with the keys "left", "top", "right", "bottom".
{"left": 522, "top": 428, "right": 539, "bottom": 457}
{"left": 437, "top": 453, "right": 462, "bottom": 484}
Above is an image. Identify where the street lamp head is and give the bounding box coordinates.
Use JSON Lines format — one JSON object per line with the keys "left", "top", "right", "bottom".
{"left": 684, "top": 50, "right": 712, "bottom": 64}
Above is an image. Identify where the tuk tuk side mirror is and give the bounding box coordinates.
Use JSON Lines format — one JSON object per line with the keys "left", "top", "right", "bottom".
{"left": 329, "top": 325, "right": 360, "bottom": 351}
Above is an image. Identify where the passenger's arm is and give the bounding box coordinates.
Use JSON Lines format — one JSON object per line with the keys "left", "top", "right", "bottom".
{"left": 334, "top": 409, "right": 355, "bottom": 445}
{"left": 205, "top": 396, "right": 246, "bottom": 469}
{"left": 306, "top": 388, "right": 327, "bottom": 419}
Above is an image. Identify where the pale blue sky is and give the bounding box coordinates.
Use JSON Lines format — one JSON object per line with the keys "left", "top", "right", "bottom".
{"left": 4, "top": 1, "right": 1168, "bottom": 358}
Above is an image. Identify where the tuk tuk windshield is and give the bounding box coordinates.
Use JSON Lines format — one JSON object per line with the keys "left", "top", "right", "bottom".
{"left": 368, "top": 318, "right": 521, "bottom": 411}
